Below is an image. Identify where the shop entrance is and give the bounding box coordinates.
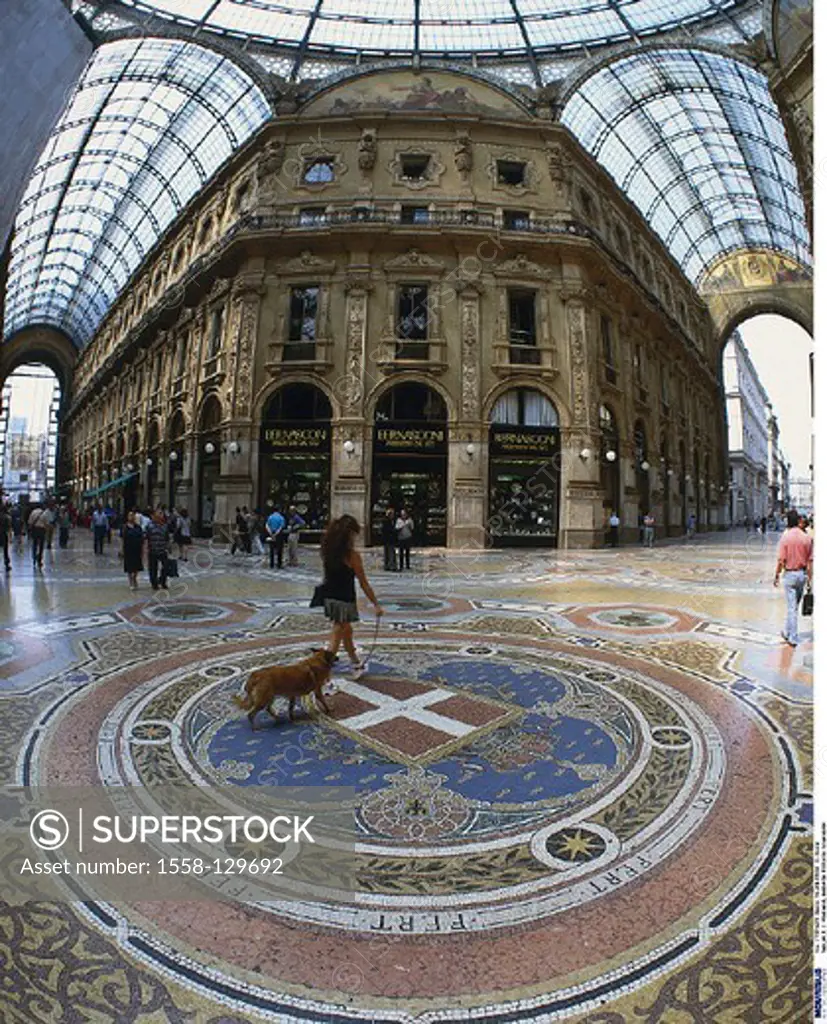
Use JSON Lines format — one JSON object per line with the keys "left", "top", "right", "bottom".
{"left": 371, "top": 383, "right": 447, "bottom": 546}
{"left": 259, "top": 384, "right": 331, "bottom": 539}
{"left": 488, "top": 388, "right": 560, "bottom": 547}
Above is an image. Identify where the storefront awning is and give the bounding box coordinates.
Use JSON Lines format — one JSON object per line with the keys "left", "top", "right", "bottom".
{"left": 82, "top": 471, "right": 138, "bottom": 499}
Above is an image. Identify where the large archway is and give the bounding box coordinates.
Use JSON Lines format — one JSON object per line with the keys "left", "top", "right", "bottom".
{"left": 724, "top": 313, "right": 813, "bottom": 528}
{"left": 0, "top": 363, "right": 61, "bottom": 504}
{"left": 259, "top": 383, "right": 332, "bottom": 538}
{"left": 371, "top": 382, "right": 448, "bottom": 547}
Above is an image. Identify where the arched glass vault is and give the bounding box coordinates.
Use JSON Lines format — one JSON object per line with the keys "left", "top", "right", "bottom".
{"left": 3, "top": 37, "right": 270, "bottom": 348}
{"left": 562, "top": 48, "right": 811, "bottom": 283}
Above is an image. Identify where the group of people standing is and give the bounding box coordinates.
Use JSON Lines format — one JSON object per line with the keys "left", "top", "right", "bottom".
{"left": 230, "top": 505, "right": 306, "bottom": 568}
{"left": 1, "top": 500, "right": 74, "bottom": 571}
{"left": 119, "top": 505, "right": 191, "bottom": 590}
{"left": 380, "top": 508, "right": 415, "bottom": 571}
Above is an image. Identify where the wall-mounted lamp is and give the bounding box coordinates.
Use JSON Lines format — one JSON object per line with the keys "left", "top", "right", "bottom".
{"left": 465, "top": 442, "right": 475, "bottom": 458}
{"left": 579, "top": 447, "right": 592, "bottom": 462}
{"left": 228, "top": 440, "right": 240, "bottom": 455}
{"left": 667, "top": 468, "right": 673, "bottom": 477}
{"left": 169, "top": 451, "right": 179, "bottom": 462}
{"left": 146, "top": 457, "right": 153, "bottom": 468}
{"left": 204, "top": 441, "right": 215, "bottom": 455}
{"left": 343, "top": 439, "right": 355, "bottom": 455}
{"left": 125, "top": 463, "right": 134, "bottom": 473}
{"left": 641, "top": 460, "right": 650, "bottom": 472}
{"left": 605, "top": 449, "right": 617, "bottom": 463}
{"left": 685, "top": 474, "right": 691, "bottom": 482}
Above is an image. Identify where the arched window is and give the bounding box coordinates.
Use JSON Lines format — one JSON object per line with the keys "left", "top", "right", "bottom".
{"left": 491, "top": 389, "right": 558, "bottom": 427}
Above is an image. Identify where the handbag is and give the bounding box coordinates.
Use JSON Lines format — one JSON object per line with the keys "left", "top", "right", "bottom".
{"left": 802, "top": 587, "right": 813, "bottom": 617}
{"left": 309, "top": 582, "right": 327, "bottom": 608}
{"left": 166, "top": 557, "right": 179, "bottom": 579}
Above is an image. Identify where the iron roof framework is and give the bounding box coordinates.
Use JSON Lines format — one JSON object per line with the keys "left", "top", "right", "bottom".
{"left": 561, "top": 48, "right": 811, "bottom": 283}
{"left": 75, "top": 0, "right": 763, "bottom": 84}
{"left": 4, "top": 36, "right": 270, "bottom": 347}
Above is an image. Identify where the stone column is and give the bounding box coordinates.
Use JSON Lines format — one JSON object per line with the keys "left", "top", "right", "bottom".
{"left": 213, "top": 271, "right": 264, "bottom": 535}
{"left": 449, "top": 282, "right": 485, "bottom": 550}
{"left": 560, "top": 287, "right": 603, "bottom": 548}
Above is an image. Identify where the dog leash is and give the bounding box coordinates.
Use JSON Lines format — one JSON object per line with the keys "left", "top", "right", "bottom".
{"left": 362, "top": 613, "right": 381, "bottom": 665}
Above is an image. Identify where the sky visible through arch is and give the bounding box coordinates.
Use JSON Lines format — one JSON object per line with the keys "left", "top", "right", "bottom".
{"left": 737, "top": 315, "right": 813, "bottom": 479}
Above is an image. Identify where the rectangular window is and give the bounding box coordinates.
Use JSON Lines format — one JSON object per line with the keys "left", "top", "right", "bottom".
{"left": 208, "top": 308, "right": 224, "bottom": 358}
{"left": 302, "top": 157, "right": 335, "bottom": 184}
{"left": 497, "top": 160, "right": 526, "bottom": 186}
{"left": 396, "top": 284, "right": 429, "bottom": 359}
{"left": 601, "top": 315, "right": 616, "bottom": 384}
{"left": 401, "top": 205, "right": 430, "bottom": 224}
{"left": 288, "top": 286, "right": 319, "bottom": 343}
{"left": 176, "top": 335, "right": 187, "bottom": 378}
{"left": 503, "top": 209, "right": 530, "bottom": 230}
{"left": 298, "top": 206, "right": 326, "bottom": 225}
{"left": 400, "top": 154, "right": 431, "bottom": 181}
{"left": 508, "top": 289, "right": 539, "bottom": 364}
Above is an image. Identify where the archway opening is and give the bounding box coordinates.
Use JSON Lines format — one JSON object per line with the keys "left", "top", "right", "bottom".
{"left": 0, "top": 364, "right": 61, "bottom": 504}
{"left": 724, "top": 314, "right": 813, "bottom": 528}
{"left": 488, "top": 387, "right": 560, "bottom": 547}
{"left": 260, "top": 383, "right": 331, "bottom": 538}
{"left": 167, "top": 410, "right": 187, "bottom": 508}
{"left": 372, "top": 383, "right": 448, "bottom": 546}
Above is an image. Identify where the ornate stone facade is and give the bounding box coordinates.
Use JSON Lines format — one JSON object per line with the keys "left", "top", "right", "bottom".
{"left": 63, "top": 68, "right": 726, "bottom": 547}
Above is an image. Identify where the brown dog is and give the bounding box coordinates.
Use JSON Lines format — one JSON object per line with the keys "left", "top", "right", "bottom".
{"left": 232, "top": 649, "right": 336, "bottom": 730}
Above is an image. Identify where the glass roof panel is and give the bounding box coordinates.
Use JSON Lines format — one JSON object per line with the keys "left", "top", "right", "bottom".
{"left": 4, "top": 37, "right": 269, "bottom": 347}
{"left": 106, "top": 0, "right": 757, "bottom": 62}
{"left": 562, "top": 48, "right": 811, "bottom": 283}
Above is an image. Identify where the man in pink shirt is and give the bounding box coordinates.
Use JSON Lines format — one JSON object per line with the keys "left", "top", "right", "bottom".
{"left": 773, "top": 510, "right": 813, "bottom": 646}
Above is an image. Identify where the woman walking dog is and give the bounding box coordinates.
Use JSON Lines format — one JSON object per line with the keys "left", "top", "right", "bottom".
{"left": 319, "top": 515, "right": 382, "bottom": 677}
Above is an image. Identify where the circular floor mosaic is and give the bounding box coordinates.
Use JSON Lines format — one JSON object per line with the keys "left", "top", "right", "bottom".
{"left": 31, "top": 628, "right": 790, "bottom": 1020}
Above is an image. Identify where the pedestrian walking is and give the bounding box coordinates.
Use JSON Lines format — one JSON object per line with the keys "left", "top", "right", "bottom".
{"left": 319, "top": 515, "right": 383, "bottom": 677}
{"left": 686, "top": 512, "right": 696, "bottom": 538}
{"left": 286, "top": 505, "right": 306, "bottom": 566}
{"left": 230, "top": 507, "right": 249, "bottom": 555}
{"left": 44, "top": 500, "right": 57, "bottom": 550}
{"left": 175, "top": 508, "right": 192, "bottom": 560}
{"left": 11, "top": 506, "right": 23, "bottom": 552}
{"left": 145, "top": 511, "right": 170, "bottom": 590}
{"left": 27, "top": 504, "right": 49, "bottom": 569}
{"left": 382, "top": 507, "right": 397, "bottom": 571}
{"left": 91, "top": 505, "right": 108, "bottom": 555}
{"left": 265, "top": 506, "right": 286, "bottom": 568}
{"left": 121, "top": 510, "right": 144, "bottom": 590}
{"left": 0, "top": 503, "right": 11, "bottom": 571}
{"left": 773, "top": 509, "right": 813, "bottom": 647}
{"left": 396, "top": 508, "right": 414, "bottom": 570}
{"left": 643, "top": 512, "right": 656, "bottom": 548}
{"left": 608, "top": 510, "right": 620, "bottom": 548}
{"left": 57, "top": 505, "right": 71, "bottom": 548}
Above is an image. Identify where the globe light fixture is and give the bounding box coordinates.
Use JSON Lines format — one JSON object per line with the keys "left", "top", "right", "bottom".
{"left": 343, "top": 439, "right": 355, "bottom": 454}
{"left": 204, "top": 441, "right": 215, "bottom": 455}
{"left": 579, "top": 447, "right": 591, "bottom": 462}
{"left": 605, "top": 449, "right": 617, "bottom": 462}
{"left": 641, "top": 460, "right": 650, "bottom": 471}
{"left": 169, "top": 451, "right": 178, "bottom": 462}
{"left": 228, "top": 441, "right": 240, "bottom": 455}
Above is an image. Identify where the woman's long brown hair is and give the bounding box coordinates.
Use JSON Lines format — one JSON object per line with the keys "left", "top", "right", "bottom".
{"left": 321, "top": 515, "right": 360, "bottom": 575}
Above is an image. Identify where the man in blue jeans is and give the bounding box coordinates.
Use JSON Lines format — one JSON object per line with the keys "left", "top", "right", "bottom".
{"left": 773, "top": 509, "right": 813, "bottom": 646}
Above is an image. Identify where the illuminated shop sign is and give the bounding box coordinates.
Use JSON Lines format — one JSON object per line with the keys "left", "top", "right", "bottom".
{"left": 261, "top": 426, "right": 330, "bottom": 451}
{"left": 374, "top": 425, "right": 447, "bottom": 454}
{"left": 490, "top": 426, "right": 559, "bottom": 456}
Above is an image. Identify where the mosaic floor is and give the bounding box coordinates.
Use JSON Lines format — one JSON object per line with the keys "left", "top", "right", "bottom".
{"left": 0, "top": 530, "right": 812, "bottom": 1022}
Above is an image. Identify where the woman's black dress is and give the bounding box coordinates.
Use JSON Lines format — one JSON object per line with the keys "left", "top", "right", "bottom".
{"left": 122, "top": 524, "right": 144, "bottom": 574}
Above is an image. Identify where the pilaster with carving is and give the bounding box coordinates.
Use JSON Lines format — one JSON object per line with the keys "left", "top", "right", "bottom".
{"left": 342, "top": 276, "right": 372, "bottom": 417}
{"left": 228, "top": 273, "right": 266, "bottom": 420}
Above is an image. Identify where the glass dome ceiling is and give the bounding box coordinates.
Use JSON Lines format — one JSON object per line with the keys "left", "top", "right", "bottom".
{"left": 86, "top": 0, "right": 760, "bottom": 68}
{"left": 4, "top": 37, "right": 269, "bottom": 347}
{"left": 562, "top": 49, "right": 811, "bottom": 283}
